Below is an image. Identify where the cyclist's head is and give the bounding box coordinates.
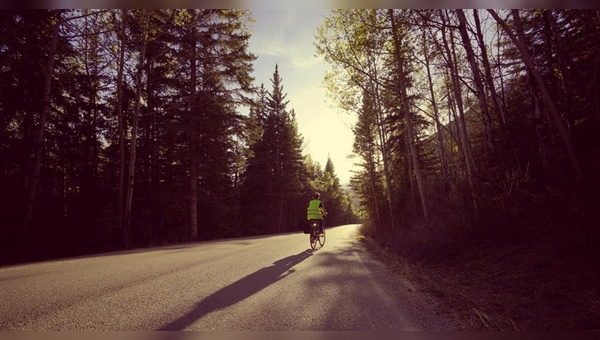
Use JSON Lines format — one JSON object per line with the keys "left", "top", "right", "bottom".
{"left": 313, "top": 192, "right": 320, "bottom": 200}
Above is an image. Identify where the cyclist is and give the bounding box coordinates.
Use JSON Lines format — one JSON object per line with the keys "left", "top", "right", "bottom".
{"left": 307, "top": 192, "right": 327, "bottom": 234}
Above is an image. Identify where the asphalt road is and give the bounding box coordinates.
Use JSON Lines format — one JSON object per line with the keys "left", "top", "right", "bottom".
{"left": 0, "top": 224, "right": 453, "bottom": 331}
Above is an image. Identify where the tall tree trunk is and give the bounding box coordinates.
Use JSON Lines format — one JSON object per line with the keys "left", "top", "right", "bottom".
{"left": 366, "top": 51, "right": 396, "bottom": 231}
{"left": 472, "top": 9, "right": 524, "bottom": 171}
{"left": 473, "top": 9, "right": 507, "bottom": 126}
{"left": 81, "top": 10, "right": 93, "bottom": 196}
{"left": 21, "top": 10, "right": 62, "bottom": 261}
{"left": 440, "top": 10, "right": 477, "bottom": 192}
{"left": 189, "top": 124, "right": 199, "bottom": 241}
{"left": 488, "top": 9, "right": 584, "bottom": 183}
{"left": 527, "top": 69, "right": 553, "bottom": 178}
{"left": 422, "top": 29, "right": 448, "bottom": 183}
{"left": 114, "top": 9, "right": 127, "bottom": 247}
{"left": 367, "top": 157, "right": 382, "bottom": 231}
{"left": 446, "top": 83, "right": 461, "bottom": 176}
{"left": 189, "top": 14, "right": 199, "bottom": 241}
{"left": 372, "top": 81, "right": 396, "bottom": 230}
{"left": 456, "top": 9, "right": 494, "bottom": 164}
{"left": 438, "top": 9, "right": 480, "bottom": 225}
{"left": 124, "top": 9, "right": 150, "bottom": 249}
{"left": 389, "top": 9, "right": 429, "bottom": 223}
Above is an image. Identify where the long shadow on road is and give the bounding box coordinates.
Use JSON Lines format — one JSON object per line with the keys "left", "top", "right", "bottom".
{"left": 158, "top": 249, "right": 313, "bottom": 331}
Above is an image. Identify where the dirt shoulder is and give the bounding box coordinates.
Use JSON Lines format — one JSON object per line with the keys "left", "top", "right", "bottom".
{"left": 359, "top": 235, "right": 600, "bottom": 331}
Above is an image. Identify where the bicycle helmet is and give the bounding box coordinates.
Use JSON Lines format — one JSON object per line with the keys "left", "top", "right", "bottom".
{"left": 313, "top": 192, "right": 320, "bottom": 199}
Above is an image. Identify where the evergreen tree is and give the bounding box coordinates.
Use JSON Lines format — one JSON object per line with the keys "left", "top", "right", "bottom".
{"left": 0, "top": 9, "right": 257, "bottom": 263}
{"left": 240, "top": 65, "right": 305, "bottom": 234}
{"left": 0, "top": 10, "right": 58, "bottom": 262}
{"left": 322, "top": 156, "right": 353, "bottom": 226}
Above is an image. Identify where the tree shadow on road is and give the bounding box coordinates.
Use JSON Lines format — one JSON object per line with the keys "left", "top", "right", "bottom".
{"left": 157, "top": 249, "right": 313, "bottom": 331}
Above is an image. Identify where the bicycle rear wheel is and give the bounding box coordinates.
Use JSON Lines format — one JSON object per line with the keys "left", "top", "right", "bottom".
{"left": 309, "top": 231, "right": 317, "bottom": 249}
{"left": 318, "top": 228, "right": 326, "bottom": 247}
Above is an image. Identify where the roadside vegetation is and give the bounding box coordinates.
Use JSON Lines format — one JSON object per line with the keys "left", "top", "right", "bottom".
{"left": 359, "top": 224, "right": 600, "bottom": 330}
{"left": 313, "top": 9, "right": 600, "bottom": 330}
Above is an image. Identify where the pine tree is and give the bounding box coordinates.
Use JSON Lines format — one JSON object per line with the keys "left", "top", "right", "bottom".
{"left": 240, "top": 65, "right": 305, "bottom": 234}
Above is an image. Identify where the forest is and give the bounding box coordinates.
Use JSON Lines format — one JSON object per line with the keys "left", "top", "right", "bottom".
{"left": 0, "top": 9, "right": 356, "bottom": 265}
{"left": 313, "top": 9, "right": 600, "bottom": 329}
{"left": 2, "top": 8, "right": 600, "bottom": 329}
{"left": 1, "top": 8, "right": 600, "bottom": 277}
{"left": 314, "top": 9, "right": 600, "bottom": 258}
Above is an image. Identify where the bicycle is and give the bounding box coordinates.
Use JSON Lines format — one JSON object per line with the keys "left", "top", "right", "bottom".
{"left": 308, "top": 216, "right": 326, "bottom": 250}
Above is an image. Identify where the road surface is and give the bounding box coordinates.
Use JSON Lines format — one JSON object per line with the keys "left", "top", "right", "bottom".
{"left": 0, "top": 224, "right": 453, "bottom": 331}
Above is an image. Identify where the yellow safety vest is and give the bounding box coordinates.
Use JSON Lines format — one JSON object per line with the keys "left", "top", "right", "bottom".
{"left": 307, "top": 199, "right": 322, "bottom": 220}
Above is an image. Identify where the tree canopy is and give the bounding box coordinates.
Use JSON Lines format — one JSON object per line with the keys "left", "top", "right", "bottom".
{"left": 315, "top": 9, "right": 600, "bottom": 259}
{"left": 0, "top": 9, "right": 358, "bottom": 265}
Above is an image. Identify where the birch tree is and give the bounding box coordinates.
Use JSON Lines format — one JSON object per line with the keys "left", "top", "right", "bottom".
{"left": 456, "top": 9, "right": 494, "bottom": 163}
{"left": 388, "top": 9, "right": 430, "bottom": 223}
{"left": 315, "top": 10, "right": 398, "bottom": 229}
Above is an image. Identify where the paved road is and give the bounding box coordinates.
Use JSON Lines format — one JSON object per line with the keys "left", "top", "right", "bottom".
{"left": 0, "top": 224, "right": 452, "bottom": 331}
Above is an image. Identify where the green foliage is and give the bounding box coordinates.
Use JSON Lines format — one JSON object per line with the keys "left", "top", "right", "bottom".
{"left": 316, "top": 9, "right": 600, "bottom": 259}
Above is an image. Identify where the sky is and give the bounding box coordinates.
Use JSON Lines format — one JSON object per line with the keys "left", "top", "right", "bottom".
{"left": 247, "top": 9, "right": 359, "bottom": 186}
